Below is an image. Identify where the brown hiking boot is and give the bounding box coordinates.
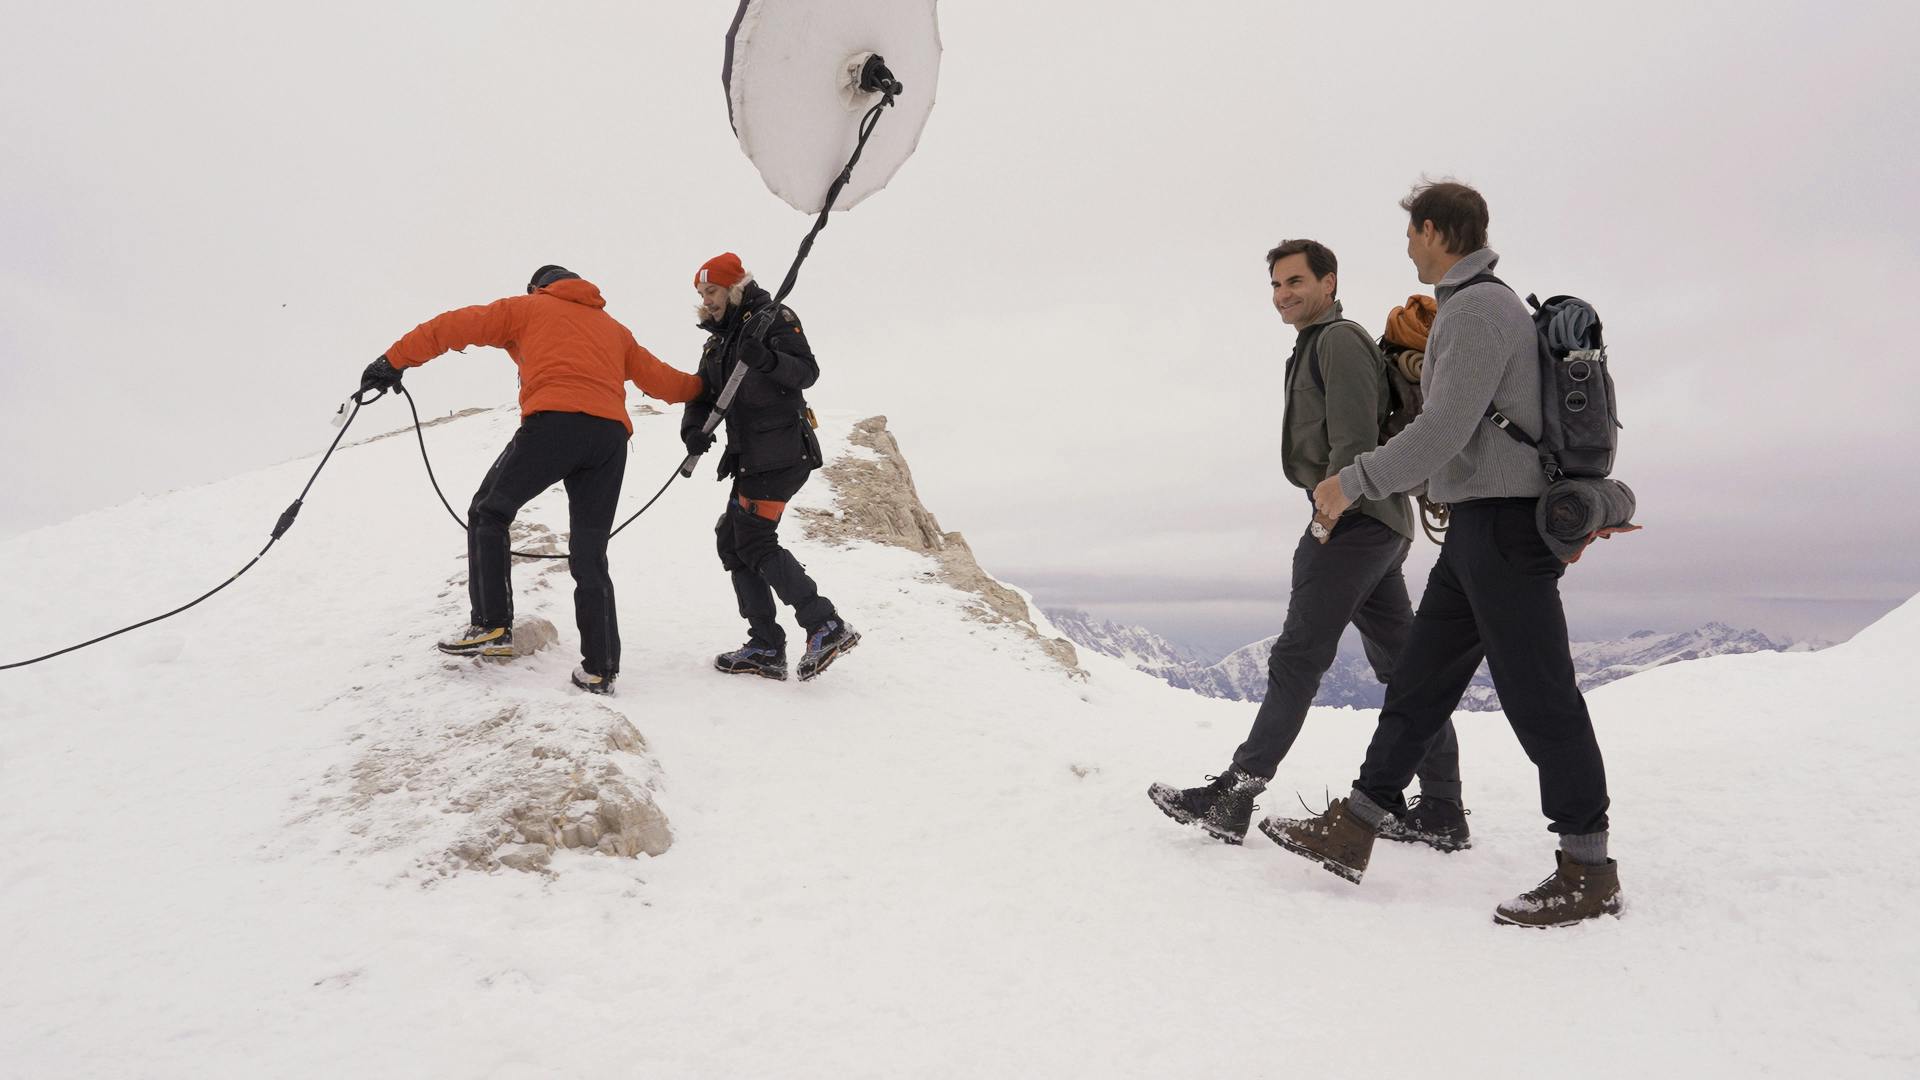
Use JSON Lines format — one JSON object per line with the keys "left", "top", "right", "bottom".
{"left": 1257, "top": 798, "right": 1376, "bottom": 884}
{"left": 1493, "top": 851, "right": 1624, "bottom": 928}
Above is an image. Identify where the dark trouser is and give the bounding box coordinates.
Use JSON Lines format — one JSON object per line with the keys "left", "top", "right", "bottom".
{"left": 715, "top": 464, "right": 836, "bottom": 650}
{"left": 468, "top": 411, "right": 629, "bottom": 677}
{"left": 1232, "top": 514, "right": 1460, "bottom": 799}
{"left": 1354, "top": 498, "right": 1610, "bottom": 835}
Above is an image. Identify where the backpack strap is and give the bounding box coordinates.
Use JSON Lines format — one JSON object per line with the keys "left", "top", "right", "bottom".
{"left": 1453, "top": 271, "right": 1550, "bottom": 452}
{"left": 1301, "top": 318, "right": 1373, "bottom": 394}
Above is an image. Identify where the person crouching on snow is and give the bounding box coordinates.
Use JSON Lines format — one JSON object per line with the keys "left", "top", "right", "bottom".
{"left": 358, "top": 264, "right": 705, "bottom": 695}
{"left": 681, "top": 252, "right": 858, "bottom": 681}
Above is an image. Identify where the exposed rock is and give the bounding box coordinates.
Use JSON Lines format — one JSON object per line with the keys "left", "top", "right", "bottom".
{"left": 301, "top": 699, "right": 671, "bottom": 877}
{"left": 353, "top": 406, "right": 499, "bottom": 446}
{"left": 799, "top": 416, "right": 1085, "bottom": 679}
{"left": 509, "top": 616, "right": 560, "bottom": 657}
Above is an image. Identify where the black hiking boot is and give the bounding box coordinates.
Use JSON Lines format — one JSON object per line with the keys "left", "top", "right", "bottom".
{"left": 570, "top": 666, "right": 615, "bottom": 695}
{"left": 1493, "top": 852, "right": 1624, "bottom": 928}
{"left": 715, "top": 643, "right": 789, "bottom": 681}
{"left": 438, "top": 624, "right": 513, "bottom": 659}
{"left": 796, "top": 619, "right": 859, "bottom": 681}
{"left": 1147, "top": 767, "right": 1267, "bottom": 844}
{"left": 1258, "top": 798, "right": 1377, "bottom": 884}
{"left": 1377, "top": 795, "right": 1473, "bottom": 853}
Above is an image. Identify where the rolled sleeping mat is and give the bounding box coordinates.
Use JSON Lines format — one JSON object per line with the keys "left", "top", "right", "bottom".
{"left": 1536, "top": 478, "right": 1637, "bottom": 563}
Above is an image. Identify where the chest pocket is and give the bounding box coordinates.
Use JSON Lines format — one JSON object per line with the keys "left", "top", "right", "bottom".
{"left": 1288, "top": 356, "right": 1327, "bottom": 430}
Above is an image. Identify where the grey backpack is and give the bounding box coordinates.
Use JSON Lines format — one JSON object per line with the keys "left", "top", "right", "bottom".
{"left": 1462, "top": 273, "right": 1620, "bottom": 480}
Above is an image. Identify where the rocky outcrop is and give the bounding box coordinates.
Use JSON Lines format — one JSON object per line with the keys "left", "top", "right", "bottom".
{"left": 800, "top": 416, "right": 1085, "bottom": 678}
{"left": 302, "top": 689, "right": 672, "bottom": 877}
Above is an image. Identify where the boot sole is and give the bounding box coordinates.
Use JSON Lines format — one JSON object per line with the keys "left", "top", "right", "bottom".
{"left": 714, "top": 661, "right": 789, "bottom": 681}
{"left": 438, "top": 644, "right": 516, "bottom": 661}
{"left": 797, "top": 631, "right": 861, "bottom": 682}
{"left": 1492, "top": 907, "right": 1623, "bottom": 929}
{"left": 1146, "top": 785, "right": 1246, "bottom": 845}
{"left": 1258, "top": 818, "right": 1364, "bottom": 884}
{"left": 1379, "top": 829, "right": 1473, "bottom": 853}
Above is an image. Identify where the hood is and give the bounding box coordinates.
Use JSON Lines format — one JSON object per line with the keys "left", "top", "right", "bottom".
{"left": 535, "top": 278, "right": 607, "bottom": 309}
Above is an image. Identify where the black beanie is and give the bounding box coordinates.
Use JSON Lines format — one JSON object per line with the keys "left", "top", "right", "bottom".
{"left": 527, "top": 264, "right": 581, "bottom": 293}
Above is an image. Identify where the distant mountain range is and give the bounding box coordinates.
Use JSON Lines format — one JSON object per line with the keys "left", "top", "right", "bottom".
{"left": 1045, "top": 609, "right": 1820, "bottom": 710}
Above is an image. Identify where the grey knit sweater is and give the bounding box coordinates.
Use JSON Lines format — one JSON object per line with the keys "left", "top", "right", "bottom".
{"left": 1337, "top": 248, "right": 1545, "bottom": 505}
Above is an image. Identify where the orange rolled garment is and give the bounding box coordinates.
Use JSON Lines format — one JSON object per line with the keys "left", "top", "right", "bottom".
{"left": 1384, "top": 294, "right": 1438, "bottom": 353}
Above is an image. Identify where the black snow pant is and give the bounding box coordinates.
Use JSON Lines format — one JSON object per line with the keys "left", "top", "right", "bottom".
{"left": 1354, "top": 498, "right": 1610, "bottom": 835}
{"left": 1232, "top": 513, "right": 1461, "bottom": 799}
{"left": 715, "top": 463, "right": 837, "bottom": 651}
{"left": 468, "top": 411, "right": 628, "bottom": 678}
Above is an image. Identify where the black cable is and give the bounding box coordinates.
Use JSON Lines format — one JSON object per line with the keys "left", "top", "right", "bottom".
{"left": 771, "top": 93, "right": 892, "bottom": 307}
{"left": 1, "top": 392, "right": 373, "bottom": 671}
{"left": 398, "top": 385, "right": 683, "bottom": 560}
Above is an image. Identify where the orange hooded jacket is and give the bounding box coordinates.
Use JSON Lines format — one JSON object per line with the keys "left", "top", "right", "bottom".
{"left": 384, "top": 278, "right": 703, "bottom": 433}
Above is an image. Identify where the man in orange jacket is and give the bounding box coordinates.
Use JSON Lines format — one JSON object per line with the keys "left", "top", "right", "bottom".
{"left": 361, "top": 264, "right": 705, "bottom": 695}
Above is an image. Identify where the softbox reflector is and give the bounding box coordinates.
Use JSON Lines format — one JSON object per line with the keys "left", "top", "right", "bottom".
{"left": 723, "top": 0, "right": 942, "bottom": 213}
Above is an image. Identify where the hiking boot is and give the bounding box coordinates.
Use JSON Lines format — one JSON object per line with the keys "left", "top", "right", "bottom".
{"left": 1147, "top": 767, "right": 1267, "bottom": 845}
{"left": 1493, "top": 851, "right": 1623, "bottom": 928}
{"left": 796, "top": 619, "right": 860, "bottom": 681}
{"left": 1377, "top": 795, "right": 1472, "bottom": 853}
{"left": 1257, "top": 798, "right": 1376, "bottom": 884}
{"left": 438, "top": 624, "right": 513, "bottom": 659}
{"left": 715, "top": 643, "right": 789, "bottom": 681}
{"left": 569, "top": 666, "right": 615, "bottom": 696}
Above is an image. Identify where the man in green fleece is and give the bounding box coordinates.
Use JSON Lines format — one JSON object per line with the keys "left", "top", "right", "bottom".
{"left": 1148, "top": 239, "right": 1468, "bottom": 850}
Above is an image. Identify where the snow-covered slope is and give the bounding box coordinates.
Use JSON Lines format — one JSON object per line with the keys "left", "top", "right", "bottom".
{"left": 1, "top": 405, "right": 1914, "bottom": 1078}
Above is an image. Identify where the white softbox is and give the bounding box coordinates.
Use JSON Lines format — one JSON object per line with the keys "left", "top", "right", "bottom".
{"left": 723, "top": 0, "right": 942, "bottom": 214}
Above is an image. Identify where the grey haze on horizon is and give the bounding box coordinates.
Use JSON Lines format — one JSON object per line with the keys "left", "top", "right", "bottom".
{"left": 3, "top": 1, "right": 1916, "bottom": 654}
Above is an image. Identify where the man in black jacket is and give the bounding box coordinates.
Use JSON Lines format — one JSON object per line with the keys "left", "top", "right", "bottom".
{"left": 682, "top": 252, "right": 858, "bottom": 682}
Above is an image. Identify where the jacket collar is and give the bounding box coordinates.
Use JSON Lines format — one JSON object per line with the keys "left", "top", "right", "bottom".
{"left": 1300, "top": 298, "right": 1346, "bottom": 331}
{"left": 1436, "top": 248, "right": 1500, "bottom": 303}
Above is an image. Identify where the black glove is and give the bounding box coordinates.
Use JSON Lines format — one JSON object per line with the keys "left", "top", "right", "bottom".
{"left": 683, "top": 429, "right": 716, "bottom": 456}
{"left": 742, "top": 306, "right": 779, "bottom": 342}
{"left": 360, "top": 355, "right": 404, "bottom": 395}
{"left": 738, "top": 308, "right": 780, "bottom": 374}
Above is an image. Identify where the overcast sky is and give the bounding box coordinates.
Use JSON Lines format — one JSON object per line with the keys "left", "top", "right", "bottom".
{"left": 3, "top": 1, "right": 1916, "bottom": 656}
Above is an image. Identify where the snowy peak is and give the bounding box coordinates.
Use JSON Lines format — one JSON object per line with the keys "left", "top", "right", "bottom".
{"left": 1049, "top": 613, "right": 1808, "bottom": 711}
{"left": 1043, "top": 608, "right": 1200, "bottom": 675}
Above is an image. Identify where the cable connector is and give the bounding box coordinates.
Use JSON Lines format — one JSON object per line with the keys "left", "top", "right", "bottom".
{"left": 272, "top": 499, "right": 303, "bottom": 540}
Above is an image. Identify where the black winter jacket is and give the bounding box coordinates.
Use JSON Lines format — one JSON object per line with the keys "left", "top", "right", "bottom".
{"left": 682, "top": 282, "right": 822, "bottom": 477}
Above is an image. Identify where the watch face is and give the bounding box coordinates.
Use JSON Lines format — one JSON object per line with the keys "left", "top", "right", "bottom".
{"left": 1310, "top": 521, "right": 1330, "bottom": 540}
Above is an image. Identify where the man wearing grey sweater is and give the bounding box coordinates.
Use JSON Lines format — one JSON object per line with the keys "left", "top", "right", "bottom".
{"left": 1148, "top": 240, "right": 1468, "bottom": 852}
{"left": 1261, "top": 181, "right": 1623, "bottom": 928}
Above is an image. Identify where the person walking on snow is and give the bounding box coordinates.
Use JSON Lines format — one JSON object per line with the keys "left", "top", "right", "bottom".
{"left": 681, "top": 253, "right": 858, "bottom": 682}
{"left": 1148, "top": 240, "right": 1470, "bottom": 850}
{"left": 359, "top": 264, "right": 705, "bottom": 696}
{"left": 1265, "top": 181, "right": 1623, "bottom": 927}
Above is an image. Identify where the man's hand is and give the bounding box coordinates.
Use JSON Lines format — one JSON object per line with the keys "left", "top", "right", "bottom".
{"left": 741, "top": 306, "right": 779, "bottom": 342}
{"left": 738, "top": 308, "right": 781, "bottom": 373}
{"left": 360, "top": 355, "right": 404, "bottom": 395}
{"left": 683, "top": 429, "right": 716, "bottom": 456}
{"left": 1313, "top": 474, "right": 1353, "bottom": 521}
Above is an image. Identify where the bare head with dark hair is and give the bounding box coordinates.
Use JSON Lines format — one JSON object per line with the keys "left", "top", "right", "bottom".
{"left": 1400, "top": 179, "right": 1489, "bottom": 284}
{"left": 1266, "top": 238, "right": 1339, "bottom": 326}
